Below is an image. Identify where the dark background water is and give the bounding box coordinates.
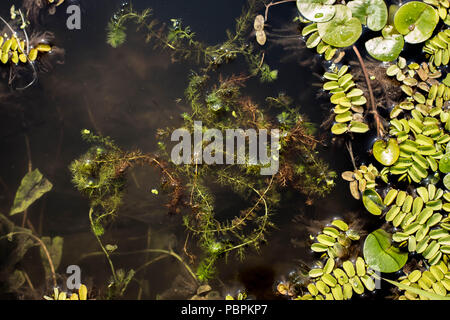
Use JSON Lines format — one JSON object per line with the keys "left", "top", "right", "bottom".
{"left": 0, "top": 0, "right": 380, "bottom": 299}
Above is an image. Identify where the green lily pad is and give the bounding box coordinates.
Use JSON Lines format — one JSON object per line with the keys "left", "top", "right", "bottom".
{"left": 365, "top": 34, "right": 404, "bottom": 61}
{"left": 317, "top": 5, "right": 362, "bottom": 48}
{"left": 362, "top": 189, "right": 385, "bottom": 215}
{"left": 394, "top": 1, "right": 439, "bottom": 44}
{"left": 347, "top": 0, "right": 388, "bottom": 31}
{"left": 297, "top": 0, "right": 336, "bottom": 23}
{"left": 373, "top": 138, "right": 400, "bottom": 166}
{"left": 439, "top": 153, "right": 450, "bottom": 173}
{"left": 10, "top": 169, "right": 53, "bottom": 216}
{"left": 363, "top": 229, "right": 408, "bottom": 273}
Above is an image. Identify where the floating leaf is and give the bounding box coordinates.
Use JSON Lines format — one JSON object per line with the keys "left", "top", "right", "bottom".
{"left": 363, "top": 229, "right": 408, "bottom": 273}
{"left": 331, "top": 122, "right": 348, "bottom": 135}
{"left": 440, "top": 153, "right": 450, "bottom": 173}
{"left": 317, "top": 5, "right": 362, "bottom": 48}
{"left": 347, "top": 0, "right": 388, "bottom": 31}
{"left": 442, "top": 74, "right": 450, "bottom": 87}
{"left": 365, "top": 34, "right": 404, "bottom": 61}
{"left": 349, "top": 121, "right": 369, "bottom": 133}
{"left": 256, "top": 30, "right": 266, "bottom": 46}
{"left": 10, "top": 169, "right": 53, "bottom": 216}
{"left": 394, "top": 1, "right": 439, "bottom": 44}
{"left": 373, "top": 138, "right": 400, "bottom": 166}
{"left": 444, "top": 174, "right": 450, "bottom": 190}
{"left": 362, "top": 189, "right": 385, "bottom": 215}
{"left": 254, "top": 14, "right": 265, "bottom": 31}
{"left": 40, "top": 236, "right": 64, "bottom": 280}
{"left": 383, "top": 278, "right": 450, "bottom": 300}
{"left": 297, "top": 0, "right": 336, "bottom": 23}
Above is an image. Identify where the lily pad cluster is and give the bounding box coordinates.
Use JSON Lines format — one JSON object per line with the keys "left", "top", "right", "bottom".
{"left": 364, "top": 185, "right": 450, "bottom": 265}
{"left": 296, "top": 220, "right": 377, "bottom": 300}
{"left": 323, "top": 64, "right": 369, "bottom": 135}
{"left": 397, "top": 259, "right": 450, "bottom": 299}
{"left": 298, "top": 0, "right": 443, "bottom": 62}
{"left": 0, "top": 34, "right": 51, "bottom": 65}
{"left": 341, "top": 164, "right": 378, "bottom": 200}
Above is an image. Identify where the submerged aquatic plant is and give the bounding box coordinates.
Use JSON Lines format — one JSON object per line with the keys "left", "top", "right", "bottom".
{"left": 106, "top": 3, "right": 151, "bottom": 48}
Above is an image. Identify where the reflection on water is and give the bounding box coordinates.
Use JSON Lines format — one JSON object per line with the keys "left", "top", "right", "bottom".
{"left": 0, "top": 0, "right": 373, "bottom": 300}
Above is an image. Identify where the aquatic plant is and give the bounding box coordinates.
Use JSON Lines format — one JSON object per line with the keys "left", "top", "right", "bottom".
{"left": 395, "top": 259, "right": 450, "bottom": 299}
{"left": 70, "top": 129, "right": 187, "bottom": 298}
{"left": 106, "top": 1, "right": 278, "bottom": 83}
{"left": 0, "top": 169, "right": 62, "bottom": 297}
{"left": 256, "top": 0, "right": 450, "bottom": 300}
{"left": 43, "top": 284, "right": 88, "bottom": 300}
{"left": 297, "top": 0, "right": 442, "bottom": 63}
{"left": 278, "top": 219, "right": 378, "bottom": 300}
{"left": 106, "top": 3, "right": 151, "bottom": 48}
{"left": 0, "top": 4, "right": 63, "bottom": 89}
{"left": 323, "top": 64, "right": 369, "bottom": 135}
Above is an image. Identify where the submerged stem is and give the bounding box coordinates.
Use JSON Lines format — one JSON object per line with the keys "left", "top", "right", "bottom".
{"left": 264, "top": 0, "right": 296, "bottom": 21}
{"left": 352, "top": 45, "right": 384, "bottom": 138}
{"left": 88, "top": 207, "right": 117, "bottom": 282}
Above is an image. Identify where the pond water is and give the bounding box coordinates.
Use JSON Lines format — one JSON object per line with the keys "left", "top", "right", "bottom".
{"left": 0, "top": 0, "right": 384, "bottom": 300}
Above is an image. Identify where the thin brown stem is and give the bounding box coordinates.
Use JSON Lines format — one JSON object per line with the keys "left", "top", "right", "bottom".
{"left": 352, "top": 45, "right": 384, "bottom": 138}
{"left": 264, "top": 0, "right": 296, "bottom": 21}
{"left": 346, "top": 141, "right": 357, "bottom": 171}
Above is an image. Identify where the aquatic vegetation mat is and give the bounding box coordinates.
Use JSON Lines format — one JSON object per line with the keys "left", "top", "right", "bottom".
{"left": 2, "top": 0, "right": 450, "bottom": 301}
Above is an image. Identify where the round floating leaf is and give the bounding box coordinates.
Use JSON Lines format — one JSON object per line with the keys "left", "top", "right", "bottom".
{"left": 349, "top": 121, "right": 369, "bottom": 133}
{"left": 363, "top": 229, "right": 408, "bottom": 273}
{"left": 362, "top": 189, "right": 385, "bottom": 215}
{"left": 317, "top": 5, "right": 362, "bottom": 48}
{"left": 365, "top": 34, "right": 404, "bottom": 61}
{"left": 331, "top": 122, "right": 348, "bottom": 134}
{"left": 439, "top": 153, "right": 450, "bottom": 173}
{"left": 297, "top": 0, "right": 336, "bottom": 23}
{"left": 373, "top": 138, "right": 400, "bottom": 166}
{"left": 393, "top": 1, "right": 439, "bottom": 44}
{"left": 347, "top": 0, "right": 388, "bottom": 31}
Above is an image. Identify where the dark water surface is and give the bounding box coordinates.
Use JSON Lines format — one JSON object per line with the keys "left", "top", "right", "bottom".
{"left": 0, "top": 0, "right": 379, "bottom": 299}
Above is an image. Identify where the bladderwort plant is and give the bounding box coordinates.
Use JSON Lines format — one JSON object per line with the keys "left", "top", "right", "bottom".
{"left": 106, "top": 1, "right": 278, "bottom": 82}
